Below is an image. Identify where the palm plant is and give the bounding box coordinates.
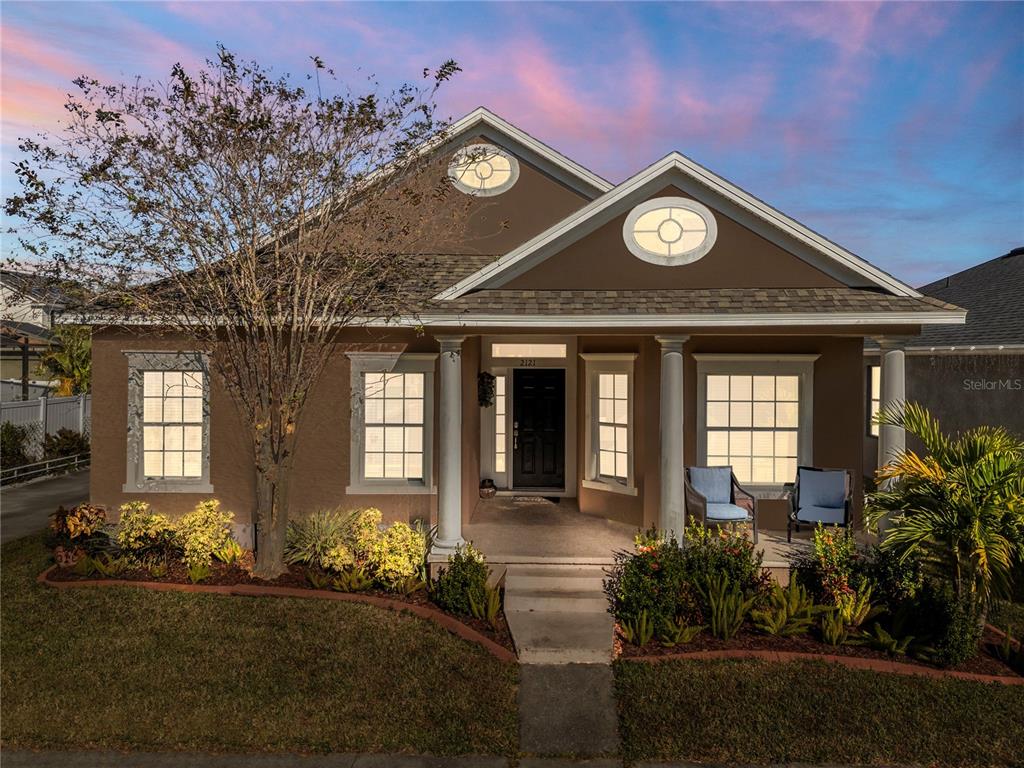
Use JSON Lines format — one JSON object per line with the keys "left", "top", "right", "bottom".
{"left": 866, "top": 402, "right": 1024, "bottom": 614}
{"left": 39, "top": 325, "right": 91, "bottom": 396}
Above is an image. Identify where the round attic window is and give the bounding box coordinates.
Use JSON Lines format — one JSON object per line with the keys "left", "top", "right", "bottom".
{"left": 623, "top": 197, "right": 718, "bottom": 266}
{"left": 448, "top": 143, "right": 519, "bottom": 196}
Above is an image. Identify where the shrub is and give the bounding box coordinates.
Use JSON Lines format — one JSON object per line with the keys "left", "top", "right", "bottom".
{"left": 348, "top": 507, "right": 382, "bottom": 560}
{"left": 433, "top": 543, "right": 489, "bottom": 616}
{"left": 915, "top": 581, "right": 983, "bottom": 668}
{"left": 177, "top": 499, "right": 234, "bottom": 569}
{"left": 49, "top": 503, "right": 105, "bottom": 541}
{"left": 1, "top": 422, "right": 33, "bottom": 467}
{"left": 116, "top": 501, "right": 177, "bottom": 562}
{"left": 187, "top": 562, "right": 211, "bottom": 583}
{"left": 284, "top": 508, "right": 353, "bottom": 571}
{"left": 790, "top": 524, "right": 860, "bottom": 605}
{"left": 683, "top": 525, "right": 772, "bottom": 607}
{"left": 369, "top": 521, "right": 427, "bottom": 589}
{"left": 332, "top": 566, "right": 373, "bottom": 593}
{"left": 701, "top": 574, "right": 756, "bottom": 640}
{"left": 604, "top": 525, "right": 769, "bottom": 631}
{"left": 657, "top": 616, "right": 704, "bottom": 647}
{"left": 855, "top": 544, "right": 923, "bottom": 607}
{"left": 469, "top": 584, "right": 502, "bottom": 628}
{"left": 751, "top": 581, "right": 821, "bottom": 637}
{"left": 604, "top": 533, "right": 695, "bottom": 629}
{"left": 42, "top": 428, "right": 89, "bottom": 459}
{"left": 213, "top": 538, "right": 244, "bottom": 565}
{"left": 621, "top": 610, "right": 656, "bottom": 647}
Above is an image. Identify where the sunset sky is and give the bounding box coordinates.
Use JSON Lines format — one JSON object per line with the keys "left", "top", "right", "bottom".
{"left": 2, "top": 1, "right": 1021, "bottom": 286}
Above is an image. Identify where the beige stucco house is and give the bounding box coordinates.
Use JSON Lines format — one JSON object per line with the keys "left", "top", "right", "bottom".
{"left": 86, "top": 108, "right": 965, "bottom": 555}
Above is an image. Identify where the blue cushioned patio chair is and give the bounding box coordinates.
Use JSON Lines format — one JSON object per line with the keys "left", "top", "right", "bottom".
{"left": 684, "top": 466, "right": 757, "bottom": 544}
{"left": 784, "top": 466, "right": 852, "bottom": 542}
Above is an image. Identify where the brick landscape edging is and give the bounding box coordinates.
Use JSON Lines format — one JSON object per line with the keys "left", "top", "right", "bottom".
{"left": 624, "top": 647, "right": 1024, "bottom": 685}
{"left": 37, "top": 565, "right": 517, "bottom": 663}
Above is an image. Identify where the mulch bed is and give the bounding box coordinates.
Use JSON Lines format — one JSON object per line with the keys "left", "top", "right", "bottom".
{"left": 615, "top": 623, "right": 1020, "bottom": 678}
{"left": 47, "top": 557, "right": 516, "bottom": 654}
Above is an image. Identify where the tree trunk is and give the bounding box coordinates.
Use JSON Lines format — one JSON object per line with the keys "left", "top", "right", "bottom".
{"left": 252, "top": 439, "right": 292, "bottom": 579}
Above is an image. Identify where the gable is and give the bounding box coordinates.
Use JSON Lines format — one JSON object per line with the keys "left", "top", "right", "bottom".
{"left": 500, "top": 185, "right": 843, "bottom": 291}
{"left": 447, "top": 136, "right": 592, "bottom": 256}
{"left": 436, "top": 152, "right": 920, "bottom": 300}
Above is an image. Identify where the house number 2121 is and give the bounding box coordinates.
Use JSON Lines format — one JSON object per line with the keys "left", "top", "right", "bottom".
{"left": 519, "top": 358, "right": 537, "bottom": 367}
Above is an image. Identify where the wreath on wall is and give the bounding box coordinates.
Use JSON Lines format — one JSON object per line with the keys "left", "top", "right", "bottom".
{"left": 477, "top": 372, "right": 496, "bottom": 407}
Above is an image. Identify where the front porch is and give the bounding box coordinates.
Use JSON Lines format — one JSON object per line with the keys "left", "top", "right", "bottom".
{"left": 428, "top": 332, "right": 908, "bottom": 562}
{"left": 463, "top": 496, "right": 812, "bottom": 570}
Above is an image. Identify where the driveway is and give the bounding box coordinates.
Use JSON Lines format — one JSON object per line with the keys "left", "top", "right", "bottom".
{"left": 0, "top": 470, "right": 90, "bottom": 543}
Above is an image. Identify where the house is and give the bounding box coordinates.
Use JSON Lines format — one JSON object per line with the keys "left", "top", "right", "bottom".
{"left": 864, "top": 248, "right": 1023, "bottom": 476}
{"left": 84, "top": 108, "right": 965, "bottom": 553}
{"left": 1, "top": 270, "right": 67, "bottom": 400}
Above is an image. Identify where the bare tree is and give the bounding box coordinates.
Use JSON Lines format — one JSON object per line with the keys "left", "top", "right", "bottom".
{"left": 5, "top": 46, "right": 475, "bottom": 577}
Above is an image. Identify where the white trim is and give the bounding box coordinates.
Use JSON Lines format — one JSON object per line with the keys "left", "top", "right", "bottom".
{"left": 64, "top": 308, "right": 967, "bottom": 328}
{"left": 448, "top": 142, "right": 521, "bottom": 197}
{"left": 864, "top": 344, "right": 1024, "bottom": 356}
{"left": 692, "top": 353, "right": 821, "bottom": 363}
{"left": 622, "top": 197, "right": 718, "bottom": 266}
{"left": 346, "top": 352, "right": 438, "bottom": 496}
{"left": 582, "top": 355, "right": 636, "bottom": 496}
{"left": 445, "top": 108, "right": 611, "bottom": 197}
{"left": 695, "top": 356, "right": 816, "bottom": 491}
{"left": 434, "top": 153, "right": 922, "bottom": 301}
{"left": 582, "top": 478, "right": 638, "bottom": 497}
{"left": 481, "top": 334, "right": 577, "bottom": 496}
{"left": 404, "top": 311, "right": 965, "bottom": 328}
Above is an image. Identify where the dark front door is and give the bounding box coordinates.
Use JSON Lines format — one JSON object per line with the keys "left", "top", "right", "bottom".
{"left": 512, "top": 368, "right": 565, "bottom": 489}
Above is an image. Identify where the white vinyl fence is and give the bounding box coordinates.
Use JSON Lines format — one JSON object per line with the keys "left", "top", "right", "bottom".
{"left": 1, "top": 394, "right": 91, "bottom": 483}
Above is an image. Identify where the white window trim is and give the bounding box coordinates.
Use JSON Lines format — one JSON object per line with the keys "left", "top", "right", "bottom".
{"left": 448, "top": 142, "right": 521, "bottom": 197}
{"left": 622, "top": 196, "right": 718, "bottom": 266}
{"left": 694, "top": 353, "right": 818, "bottom": 493}
{"left": 581, "top": 353, "right": 638, "bottom": 497}
{"left": 346, "top": 352, "right": 437, "bottom": 495}
{"left": 123, "top": 350, "right": 213, "bottom": 494}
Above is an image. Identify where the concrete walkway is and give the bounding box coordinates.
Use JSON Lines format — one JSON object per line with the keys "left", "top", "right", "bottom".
{"left": 505, "top": 565, "right": 614, "bottom": 664}
{"left": 519, "top": 664, "right": 621, "bottom": 758}
{"left": 0, "top": 470, "right": 90, "bottom": 543}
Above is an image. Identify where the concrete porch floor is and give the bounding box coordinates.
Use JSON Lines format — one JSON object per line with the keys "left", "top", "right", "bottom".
{"left": 463, "top": 496, "right": 818, "bottom": 569}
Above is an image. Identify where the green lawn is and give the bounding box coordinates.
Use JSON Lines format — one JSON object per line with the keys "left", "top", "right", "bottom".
{"left": 615, "top": 657, "right": 1024, "bottom": 767}
{"left": 1, "top": 535, "right": 517, "bottom": 756}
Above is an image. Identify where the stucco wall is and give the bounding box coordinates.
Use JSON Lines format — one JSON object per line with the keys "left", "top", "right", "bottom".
{"left": 864, "top": 351, "right": 1024, "bottom": 476}
{"left": 92, "top": 327, "right": 868, "bottom": 537}
{"left": 501, "top": 184, "right": 843, "bottom": 291}
{"left": 91, "top": 327, "right": 444, "bottom": 528}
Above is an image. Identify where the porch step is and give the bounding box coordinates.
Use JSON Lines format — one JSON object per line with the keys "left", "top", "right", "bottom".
{"left": 503, "top": 564, "right": 614, "bottom": 664}
{"left": 505, "top": 565, "right": 608, "bottom": 593}
{"left": 505, "top": 609, "right": 615, "bottom": 665}
{"left": 506, "top": 593, "right": 607, "bottom": 614}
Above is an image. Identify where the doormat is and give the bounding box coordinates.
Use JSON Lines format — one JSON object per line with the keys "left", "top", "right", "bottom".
{"left": 511, "top": 495, "right": 559, "bottom": 504}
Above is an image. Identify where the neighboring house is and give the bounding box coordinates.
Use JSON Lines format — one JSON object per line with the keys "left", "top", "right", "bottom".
{"left": 864, "top": 248, "right": 1023, "bottom": 476}
{"left": 84, "top": 108, "right": 964, "bottom": 549}
{"left": 1, "top": 269, "right": 67, "bottom": 399}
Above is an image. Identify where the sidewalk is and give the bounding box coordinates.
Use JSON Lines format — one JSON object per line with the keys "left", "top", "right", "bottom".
{"left": 0, "top": 469, "right": 89, "bottom": 542}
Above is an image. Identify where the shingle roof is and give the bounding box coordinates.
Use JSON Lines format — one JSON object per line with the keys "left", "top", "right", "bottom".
{"left": 403, "top": 254, "right": 962, "bottom": 323}
{"left": 427, "top": 286, "right": 959, "bottom": 318}
{"left": 910, "top": 249, "right": 1024, "bottom": 347}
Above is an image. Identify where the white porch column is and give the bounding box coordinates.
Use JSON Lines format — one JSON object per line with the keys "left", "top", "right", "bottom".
{"left": 876, "top": 338, "right": 907, "bottom": 534}
{"left": 876, "top": 338, "right": 907, "bottom": 468}
{"left": 433, "top": 335, "right": 466, "bottom": 556}
{"left": 657, "top": 336, "right": 688, "bottom": 536}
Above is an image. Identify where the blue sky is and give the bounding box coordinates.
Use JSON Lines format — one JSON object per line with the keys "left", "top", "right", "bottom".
{"left": 2, "top": 1, "right": 1022, "bottom": 286}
